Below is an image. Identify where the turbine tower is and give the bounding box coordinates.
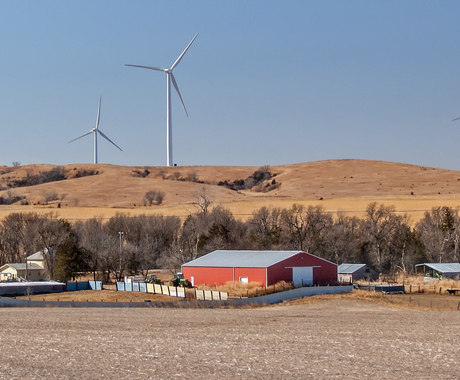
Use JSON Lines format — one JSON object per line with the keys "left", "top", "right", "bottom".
{"left": 68, "top": 96, "right": 122, "bottom": 164}
{"left": 126, "top": 32, "right": 198, "bottom": 166}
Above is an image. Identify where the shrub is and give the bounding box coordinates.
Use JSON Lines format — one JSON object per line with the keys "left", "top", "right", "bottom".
{"left": 143, "top": 190, "right": 165, "bottom": 206}
{"left": 43, "top": 190, "right": 58, "bottom": 205}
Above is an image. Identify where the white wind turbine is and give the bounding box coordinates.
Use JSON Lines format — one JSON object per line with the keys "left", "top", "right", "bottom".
{"left": 68, "top": 96, "right": 122, "bottom": 164}
{"left": 126, "top": 32, "right": 198, "bottom": 167}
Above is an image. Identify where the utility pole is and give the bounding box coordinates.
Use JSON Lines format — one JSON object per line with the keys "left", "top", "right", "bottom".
{"left": 24, "top": 252, "right": 28, "bottom": 281}
{"left": 118, "top": 231, "right": 124, "bottom": 281}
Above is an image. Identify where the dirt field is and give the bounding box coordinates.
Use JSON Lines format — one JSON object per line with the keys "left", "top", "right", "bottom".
{"left": 0, "top": 299, "right": 458, "bottom": 379}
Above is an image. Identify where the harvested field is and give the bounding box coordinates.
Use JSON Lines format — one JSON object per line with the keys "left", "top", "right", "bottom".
{"left": 0, "top": 299, "right": 459, "bottom": 379}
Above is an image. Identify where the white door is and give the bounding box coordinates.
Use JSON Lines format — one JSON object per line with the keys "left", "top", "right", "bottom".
{"left": 293, "top": 267, "right": 313, "bottom": 287}
{"left": 239, "top": 277, "right": 248, "bottom": 284}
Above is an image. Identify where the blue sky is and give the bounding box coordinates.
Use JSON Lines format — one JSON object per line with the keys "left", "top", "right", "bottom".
{"left": 1, "top": 1, "right": 460, "bottom": 169}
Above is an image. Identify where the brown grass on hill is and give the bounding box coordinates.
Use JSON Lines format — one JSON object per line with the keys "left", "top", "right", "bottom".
{"left": 2, "top": 159, "right": 460, "bottom": 223}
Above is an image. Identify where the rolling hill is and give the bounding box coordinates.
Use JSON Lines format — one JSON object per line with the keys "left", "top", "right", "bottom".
{"left": 1, "top": 159, "right": 460, "bottom": 223}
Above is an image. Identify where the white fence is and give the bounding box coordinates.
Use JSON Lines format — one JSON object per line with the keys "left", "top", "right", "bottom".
{"left": 116, "top": 281, "right": 228, "bottom": 300}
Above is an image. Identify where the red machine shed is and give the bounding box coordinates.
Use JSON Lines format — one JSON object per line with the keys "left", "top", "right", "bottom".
{"left": 181, "top": 250, "right": 337, "bottom": 287}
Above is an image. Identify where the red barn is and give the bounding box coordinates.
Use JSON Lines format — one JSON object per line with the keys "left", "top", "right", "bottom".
{"left": 181, "top": 250, "right": 337, "bottom": 287}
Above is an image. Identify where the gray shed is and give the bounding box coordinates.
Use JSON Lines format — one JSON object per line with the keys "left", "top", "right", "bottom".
{"left": 338, "top": 263, "right": 379, "bottom": 284}
{"left": 415, "top": 263, "right": 460, "bottom": 279}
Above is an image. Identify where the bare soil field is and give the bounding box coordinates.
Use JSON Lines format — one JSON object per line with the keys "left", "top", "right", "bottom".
{"left": 0, "top": 299, "right": 459, "bottom": 379}
{"left": 2, "top": 159, "right": 460, "bottom": 223}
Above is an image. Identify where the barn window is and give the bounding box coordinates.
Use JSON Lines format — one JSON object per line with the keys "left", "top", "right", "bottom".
{"left": 239, "top": 277, "right": 248, "bottom": 284}
{"left": 365, "top": 268, "right": 370, "bottom": 273}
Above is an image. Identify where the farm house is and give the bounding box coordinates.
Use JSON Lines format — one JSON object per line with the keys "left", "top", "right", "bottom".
{"left": 0, "top": 251, "right": 46, "bottom": 282}
{"left": 181, "top": 250, "right": 337, "bottom": 287}
{"left": 338, "top": 263, "right": 379, "bottom": 284}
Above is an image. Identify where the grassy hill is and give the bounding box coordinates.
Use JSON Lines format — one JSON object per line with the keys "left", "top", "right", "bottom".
{"left": 1, "top": 159, "right": 460, "bottom": 223}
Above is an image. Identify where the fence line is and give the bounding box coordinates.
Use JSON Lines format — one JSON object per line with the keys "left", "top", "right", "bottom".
{"left": 115, "top": 281, "right": 228, "bottom": 300}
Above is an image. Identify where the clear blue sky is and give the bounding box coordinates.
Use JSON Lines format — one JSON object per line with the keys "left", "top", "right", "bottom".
{"left": 1, "top": 1, "right": 460, "bottom": 169}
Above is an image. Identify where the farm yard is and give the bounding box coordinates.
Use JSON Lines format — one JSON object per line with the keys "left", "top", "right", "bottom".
{"left": 0, "top": 298, "right": 459, "bottom": 379}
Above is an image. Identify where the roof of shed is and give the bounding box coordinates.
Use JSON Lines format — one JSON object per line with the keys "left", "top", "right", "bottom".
{"left": 182, "top": 250, "right": 329, "bottom": 268}
{"left": 338, "top": 263, "right": 367, "bottom": 274}
{"left": 415, "top": 263, "right": 460, "bottom": 274}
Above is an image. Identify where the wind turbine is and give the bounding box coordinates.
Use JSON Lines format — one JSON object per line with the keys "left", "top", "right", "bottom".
{"left": 126, "top": 32, "right": 198, "bottom": 167}
{"left": 68, "top": 96, "right": 122, "bottom": 164}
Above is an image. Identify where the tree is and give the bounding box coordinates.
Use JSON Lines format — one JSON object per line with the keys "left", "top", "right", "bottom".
{"left": 35, "top": 213, "right": 72, "bottom": 279}
{"left": 280, "top": 204, "right": 332, "bottom": 253}
{"left": 359, "top": 202, "right": 401, "bottom": 272}
{"left": 247, "top": 206, "right": 281, "bottom": 249}
{"left": 195, "top": 187, "right": 213, "bottom": 215}
{"left": 143, "top": 190, "right": 165, "bottom": 206}
{"left": 54, "top": 239, "right": 85, "bottom": 281}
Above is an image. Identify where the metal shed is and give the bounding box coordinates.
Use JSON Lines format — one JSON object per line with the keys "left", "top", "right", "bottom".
{"left": 338, "top": 263, "right": 379, "bottom": 284}
{"left": 181, "top": 250, "right": 337, "bottom": 287}
{"left": 415, "top": 263, "right": 460, "bottom": 279}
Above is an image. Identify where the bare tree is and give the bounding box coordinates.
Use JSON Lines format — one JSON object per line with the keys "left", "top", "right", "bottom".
{"left": 143, "top": 190, "right": 165, "bottom": 206}
{"left": 247, "top": 206, "right": 282, "bottom": 249}
{"left": 43, "top": 190, "right": 58, "bottom": 205}
{"left": 195, "top": 187, "right": 213, "bottom": 215}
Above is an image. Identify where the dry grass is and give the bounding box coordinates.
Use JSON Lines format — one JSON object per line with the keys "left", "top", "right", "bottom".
{"left": 1, "top": 159, "right": 460, "bottom": 223}
{"left": 198, "top": 280, "right": 294, "bottom": 298}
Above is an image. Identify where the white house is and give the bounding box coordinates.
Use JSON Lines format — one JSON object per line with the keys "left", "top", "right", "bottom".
{"left": 0, "top": 251, "right": 46, "bottom": 282}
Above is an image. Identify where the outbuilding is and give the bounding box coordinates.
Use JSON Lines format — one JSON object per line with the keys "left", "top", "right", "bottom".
{"left": 181, "top": 250, "right": 337, "bottom": 287}
{"left": 415, "top": 263, "right": 460, "bottom": 279}
{"left": 338, "top": 263, "right": 379, "bottom": 284}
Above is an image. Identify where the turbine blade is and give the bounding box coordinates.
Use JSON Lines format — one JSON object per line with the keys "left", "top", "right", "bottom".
{"left": 453, "top": 117, "right": 460, "bottom": 121}
{"left": 125, "top": 64, "right": 166, "bottom": 72}
{"left": 98, "top": 130, "right": 123, "bottom": 151}
{"left": 96, "top": 96, "right": 101, "bottom": 129}
{"left": 170, "top": 32, "right": 199, "bottom": 71}
{"left": 170, "top": 73, "right": 188, "bottom": 116}
{"left": 68, "top": 130, "right": 93, "bottom": 143}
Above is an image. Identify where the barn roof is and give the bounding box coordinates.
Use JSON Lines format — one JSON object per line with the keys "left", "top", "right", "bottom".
{"left": 415, "top": 263, "right": 460, "bottom": 274}
{"left": 182, "top": 250, "right": 332, "bottom": 268}
{"left": 338, "top": 263, "right": 367, "bottom": 274}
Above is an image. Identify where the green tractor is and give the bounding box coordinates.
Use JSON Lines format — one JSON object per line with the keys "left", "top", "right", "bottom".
{"left": 146, "top": 274, "right": 162, "bottom": 284}
{"left": 170, "top": 273, "right": 192, "bottom": 288}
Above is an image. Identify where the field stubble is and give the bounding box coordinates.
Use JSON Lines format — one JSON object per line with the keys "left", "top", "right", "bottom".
{"left": 0, "top": 299, "right": 459, "bottom": 379}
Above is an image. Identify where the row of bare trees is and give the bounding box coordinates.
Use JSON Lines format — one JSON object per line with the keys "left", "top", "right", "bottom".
{"left": 0, "top": 202, "right": 459, "bottom": 281}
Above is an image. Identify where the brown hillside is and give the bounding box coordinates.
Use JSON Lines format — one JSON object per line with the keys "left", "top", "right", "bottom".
{"left": 1, "top": 160, "right": 460, "bottom": 223}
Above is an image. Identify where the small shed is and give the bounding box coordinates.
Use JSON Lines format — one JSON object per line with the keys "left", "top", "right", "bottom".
{"left": 182, "top": 250, "right": 337, "bottom": 287}
{"left": 415, "top": 263, "right": 460, "bottom": 279}
{"left": 338, "top": 263, "right": 379, "bottom": 284}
